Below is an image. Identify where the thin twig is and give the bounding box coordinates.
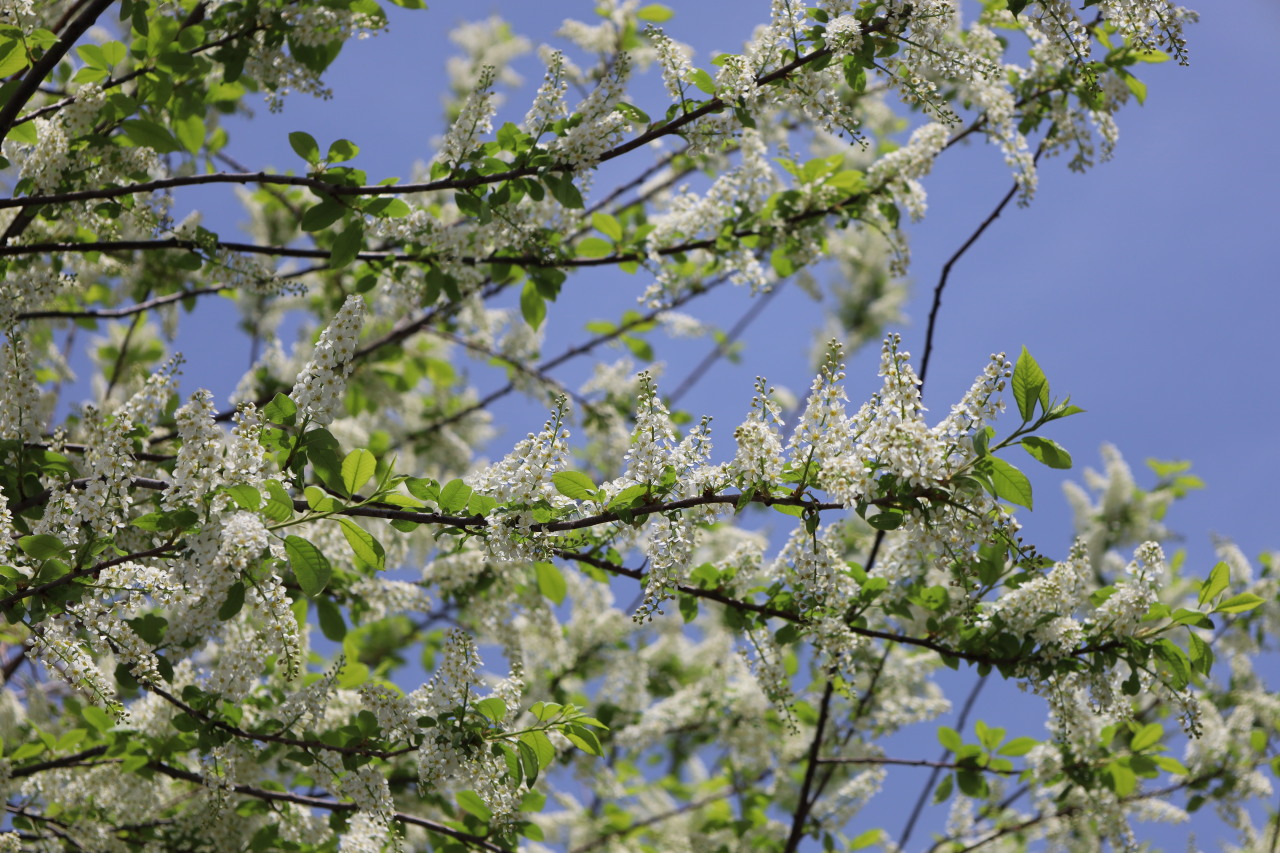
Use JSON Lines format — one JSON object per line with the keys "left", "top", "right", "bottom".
{"left": 919, "top": 142, "right": 1047, "bottom": 384}
{"left": 896, "top": 673, "right": 989, "bottom": 850}
{"left": 669, "top": 282, "right": 783, "bottom": 405}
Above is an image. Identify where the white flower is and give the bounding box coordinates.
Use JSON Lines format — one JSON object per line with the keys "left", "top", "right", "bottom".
{"left": 291, "top": 294, "right": 367, "bottom": 426}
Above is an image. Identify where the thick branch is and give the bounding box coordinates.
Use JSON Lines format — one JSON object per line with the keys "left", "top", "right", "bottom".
{"left": 0, "top": 0, "right": 115, "bottom": 145}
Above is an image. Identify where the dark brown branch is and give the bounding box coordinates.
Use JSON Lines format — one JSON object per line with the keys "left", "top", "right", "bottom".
{"left": 815, "top": 754, "right": 1019, "bottom": 774}
{"left": 147, "top": 761, "right": 506, "bottom": 852}
{"left": 939, "top": 773, "right": 1225, "bottom": 853}
{"left": 0, "top": 539, "right": 181, "bottom": 609}
{"left": 919, "top": 142, "right": 1047, "bottom": 384}
{"left": 145, "top": 682, "right": 417, "bottom": 761}
{"left": 898, "top": 673, "right": 990, "bottom": 850}
{"left": 7, "top": 745, "right": 109, "bottom": 778}
{"left": 0, "top": 39, "right": 847, "bottom": 213}
{"left": 17, "top": 287, "right": 225, "bottom": 320}
{"left": 669, "top": 282, "right": 782, "bottom": 405}
{"left": 783, "top": 680, "right": 835, "bottom": 853}
{"left": 409, "top": 276, "right": 730, "bottom": 435}
{"left": 0, "top": 0, "right": 115, "bottom": 146}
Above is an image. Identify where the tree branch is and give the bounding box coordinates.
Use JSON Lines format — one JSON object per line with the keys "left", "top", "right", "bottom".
{"left": 919, "top": 142, "right": 1047, "bottom": 384}
{"left": 783, "top": 680, "right": 835, "bottom": 853}
{"left": 0, "top": 0, "right": 115, "bottom": 145}
{"left": 147, "top": 761, "right": 507, "bottom": 852}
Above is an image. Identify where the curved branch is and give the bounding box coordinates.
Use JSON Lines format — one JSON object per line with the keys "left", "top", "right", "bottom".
{"left": 16, "top": 287, "right": 225, "bottom": 320}
{"left": 919, "top": 142, "right": 1047, "bottom": 383}
{"left": 147, "top": 761, "right": 506, "bottom": 852}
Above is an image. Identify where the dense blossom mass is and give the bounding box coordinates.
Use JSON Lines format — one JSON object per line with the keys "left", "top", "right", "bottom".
{"left": 0, "top": 1, "right": 1274, "bottom": 853}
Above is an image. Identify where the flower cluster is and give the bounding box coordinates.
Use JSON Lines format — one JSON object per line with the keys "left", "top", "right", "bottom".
{"left": 291, "top": 294, "right": 367, "bottom": 427}
{"left": 164, "top": 389, "right": 223, "bottom": 510}
{"left": 437, "top": 65, "right": 498, "bottom": 167}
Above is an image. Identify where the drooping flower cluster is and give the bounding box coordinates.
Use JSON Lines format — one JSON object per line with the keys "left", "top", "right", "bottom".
{"left": 290, "top": 294, "right": 367, "bottom": 427}
{"left": 164, "top": 389, "right": 223, "bottom": 510}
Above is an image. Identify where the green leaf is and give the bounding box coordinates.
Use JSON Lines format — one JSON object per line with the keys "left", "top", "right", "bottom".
{"left": 849, "top": 829, "right": 883, "bottom": 850}
{"left": 330, "top": 221, "right": 364, "bottom": 269}
{"left": 1011, "top": 346, "right": 1048, "bottom": 422}
{"left": 289, "top": 130, "right": 320, "bottom": 164}
{"left": 986, "top": 456, "right": 1033, "bottom": 509}
{"left": 1129, "top": 722, "right": 1163, "bottom": 752}
{"left": 1105, "top": 760, "right": 1137, "bottom": 796}
{"left": 405, "top": 477, "right": 440, "bottom": 504}
{"left": 301, "top": 198, "right": 346, "bottom": 232}
{"left": 543, "top": 172, "right": 583, "bottom": 209}
{"left": 535, "top": 562, "right": 567, "bottom": 605}
{"left": 456, "top": 790, "right": 492, "bottom": 822}
{"left": 575, "top": 236, "right": 613, "bottom": 258}
{"left": 517, "top": 739, "right": 540, "bottom": 785}
{"left": 127, "top": 613, "right": 167, "bottom": 644}
{"left": 1198, "top": 561, "right": 1229, "bottom": 606}
{"left": 592, "top": 212, "right": 622, "bottom": 241}
{"left": 82, "top": 705, "right": 114, "bottom": 733}
{"left": 1020, "top": 436, "right": 1072, "bottom": 469}
{"left": 326, "top": 138, "right": 359, "bottom": 162}
{"left": 337, "top": 517, "right": 384, "bottom": 571}
{"left": 1007, "top": 0, "right": 1029, "bottom": 16}
{"left": 286, "top": 535, "right": 332, "bottom": 596}
{"left": 225, "top": 484, "right": 262, "bottom": 510}
{"left": 217, "top": 580, "right": 245, "bottom": 619}
{"left": 636, "top": 3, "right": 674, "bottom": 22}
{"left": 439, "top": 479, "right": 474, "bottom": 514}
{"left": 975, "top": 719, "right": 1005, "bottom": 752}
{"left": 865, "top": 508, "right": 904, "bottom": 530}
{"left": 340, "top": 448, "right": 376, "bottom": 496}
{"left": 100, "top": 40, "right": 126, "bottom": 65}
{"left": 1119, "top": 69, "right": 1147, "bottom": 104}
{"left": 120, "top": 119, "right": 182, "bottom": 153}
{"left": 937, "top": 726, "right": 962, "bottom": 753}
{"left": 1212, "top": 592, "right": 1264, "bottom": 614}
{"left": 304, "top": 429, "right": 345, "bottom": 492}
{"left": 18, "top": 535, "right": 67, "bottom": 560}
{"left": 1154, "top": 639, "right": 1191, "bottom": 690}
{"left": 474, "top": 697, "right": 507, "bottom": 723}
{"left": 263, "top": 479, "right": 296, "bottom": 522}
{"left": 316, "top": 598, "right": 346, "bottom": 641}
{"left": 552, "top": 471, "right": 597, "bottom": 501}
{"left": 0, "top": 38, "right": 30, "bottom": 77}
{"left": 564, "top": 724, "right": 603, "bottom": 755}
{"left": 998, "top": 736, "right": 1038, "bottom": 757}
{"left": 363, "top": 197, "right": 410, "bottom": 218}
{"left": 519, "top": 730, "right": 555, "bottom": 769}
{"left": 173, "top": 112, "right": 204, "bottom": 154}
{"left": 77, "top": 43, "right": 107, "bottom": 69}
{"left": 263, "top": 392, "right": 298, "bottom": 425}
{"left": 1154, "top": 755, "right": 1191, "bottom": 775}
{"left": 687, "top": 67, "right": 716, "bottom": 95}
{"left": 1187, "top": 630, "right": 1213, "bottom": 675}
{"left": 520, "top": 281, "right": 546, "bottom": 330}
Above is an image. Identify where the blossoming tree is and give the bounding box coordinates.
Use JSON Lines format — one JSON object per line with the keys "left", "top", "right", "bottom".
{"left": 0, "top": 0, "right": 1275, "bottom": 851}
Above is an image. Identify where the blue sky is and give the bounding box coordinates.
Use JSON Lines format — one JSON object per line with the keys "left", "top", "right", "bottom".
{"left": 161, "top": 1, "right": 1280, "bottom": 847}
